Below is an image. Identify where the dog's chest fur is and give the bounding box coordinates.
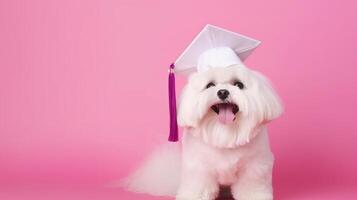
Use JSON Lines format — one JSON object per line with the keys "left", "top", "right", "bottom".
{"left": 214, "top": 150, "right": 242, "bottom": 185}
{"left": 182, "top": 130, "right": 264, "bottom": 186}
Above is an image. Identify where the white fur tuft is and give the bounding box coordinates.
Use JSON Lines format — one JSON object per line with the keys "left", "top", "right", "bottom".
{"left": 121, "top": 143, "right": 181, "bottom": 197}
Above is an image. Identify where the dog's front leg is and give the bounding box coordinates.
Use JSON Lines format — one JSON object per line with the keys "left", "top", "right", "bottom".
{"left": 176, "top": 168, "right": 219, "bottom": 200}
{"left": 231, "top": 160, "right": 274, "bottom": 200}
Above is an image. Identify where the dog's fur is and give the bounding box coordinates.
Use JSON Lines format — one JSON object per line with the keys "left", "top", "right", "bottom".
{"left": 123, "top": 65, "right": 283, "bottom": 200}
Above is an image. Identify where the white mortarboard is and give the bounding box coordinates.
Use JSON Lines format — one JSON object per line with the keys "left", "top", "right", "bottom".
{"left": 168, "top": 24, "right": 261, "bottom": 142}
{"left": 173, "top": 24, "right": 261, "bottom": 75}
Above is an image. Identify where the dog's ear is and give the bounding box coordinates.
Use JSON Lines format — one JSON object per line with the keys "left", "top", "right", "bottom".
{"left": 253, "top": 71, "right": 283, "bottom": 122}
{"left": 177, "top": 83, "right": 200, "bottom": 128}
{"left": 235, "top": 71, "right": 283, "bottom": 146}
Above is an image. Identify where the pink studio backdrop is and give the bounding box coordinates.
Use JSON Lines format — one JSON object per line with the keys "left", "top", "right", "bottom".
{"left": 1, "top": 0, "right": 357, "bottom": 199}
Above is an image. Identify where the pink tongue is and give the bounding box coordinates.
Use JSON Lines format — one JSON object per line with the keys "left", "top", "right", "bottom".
{"left": 217, "top": 104, "right": 236, "bottom": 124}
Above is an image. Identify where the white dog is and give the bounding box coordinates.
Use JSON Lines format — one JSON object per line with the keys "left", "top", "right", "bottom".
{"left": 123, "top": 64, "right": 283, "bottom": 200}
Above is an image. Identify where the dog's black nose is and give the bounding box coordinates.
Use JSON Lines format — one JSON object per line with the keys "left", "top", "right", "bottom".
{"left": 217, "top": 89, "right": 229, "bottom": 100}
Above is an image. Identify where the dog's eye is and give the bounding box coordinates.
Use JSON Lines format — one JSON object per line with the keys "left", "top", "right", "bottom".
{"left": 233, "top": 80, "right": 244, "bottom": 89}
{"left": 205, "top": 82, "right": 215, "bottom": 89}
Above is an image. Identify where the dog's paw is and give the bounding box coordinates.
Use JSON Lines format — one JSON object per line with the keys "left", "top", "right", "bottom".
{"left": 233, "top": 192, "right": 273, "bottom": 200}
{"left": 176, "top": 195, "right": 214, "bottom": 200}
{"left": 176, "top": 179, "right": 219, "bottom": 200}
{"left": 176, "top": 189, "right": 217, "bottom": 200}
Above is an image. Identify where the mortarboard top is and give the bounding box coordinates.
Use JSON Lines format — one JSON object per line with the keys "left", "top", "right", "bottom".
{"left": 173, "top": 24, "right": 261, "bottom": 75}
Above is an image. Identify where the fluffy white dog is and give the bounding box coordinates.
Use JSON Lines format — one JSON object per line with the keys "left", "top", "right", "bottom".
{"left": 123, "top": 64, "right": 283, "bottom": 200}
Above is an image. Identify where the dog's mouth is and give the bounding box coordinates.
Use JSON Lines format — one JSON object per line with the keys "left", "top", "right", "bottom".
{"left": 211, "top": 102, "right": 239, "bottom": 124}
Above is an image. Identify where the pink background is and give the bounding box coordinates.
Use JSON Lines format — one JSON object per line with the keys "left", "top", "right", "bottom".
{"left": 1, "top": 0, "right": 357, "bottom": 199}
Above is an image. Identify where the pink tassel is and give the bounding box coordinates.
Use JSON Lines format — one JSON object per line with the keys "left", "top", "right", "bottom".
{"left": 168, "top": 63, "right": 178, "bottom": 142}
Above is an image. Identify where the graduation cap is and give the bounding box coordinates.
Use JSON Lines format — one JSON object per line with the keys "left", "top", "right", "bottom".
{"left": 168, "top": 24, "right": 261, "bottom": 142}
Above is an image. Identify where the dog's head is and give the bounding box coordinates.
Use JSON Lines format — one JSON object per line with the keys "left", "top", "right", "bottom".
{"left": 178, "top": 65, "right": 283, "bottom": 148}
